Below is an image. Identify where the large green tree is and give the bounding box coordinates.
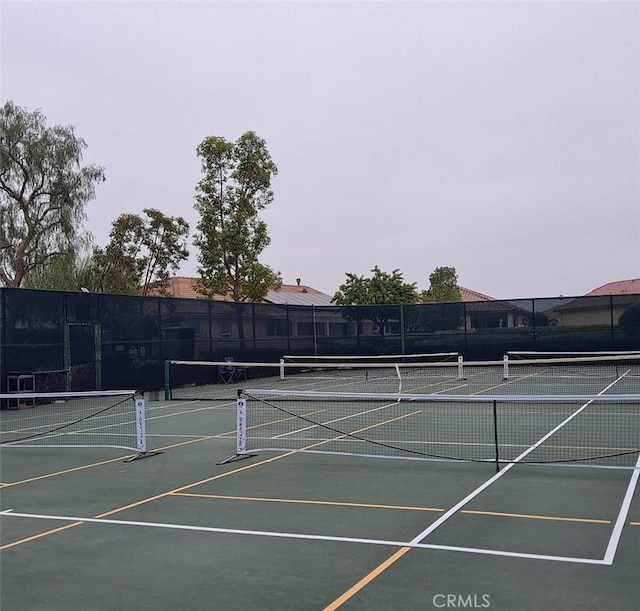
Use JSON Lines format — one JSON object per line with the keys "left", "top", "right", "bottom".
{"left": 0, "top": 101, "right": 104, "bottom": 287}
{"left": 193, "top": 131, "right": 281, "bottom": 304}
{"left": 91, "top": 208, "right": 189, "bottom": 295}
{"left": 421, "top": 266, "right": 460, "bottom": 303}
{"left": 416, "top": 266, "right": 462, "bottom": 332}
{"left": 332, "top": 266, "right": 417, "bottom": 336}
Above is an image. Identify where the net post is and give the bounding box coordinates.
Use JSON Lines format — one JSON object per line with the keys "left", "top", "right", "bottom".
{"left": 135, "top": 396, "right": 146, "bottom": 453}
{"left": 493, "top": 399, "right": 500, "bottom": 472}
{"left": 279, "top": 359, "right": 285, "bottom": 380}
{"left": 123, "top": 394, "right": 163, "bottom": 462}
{"left": 237, "top": 394, "right": 247, "bottom": 455}
{"left": 217, "top": 391, "right": 255, "bottom": 464}
{"left": 457, "top": 355, "right": 464, "bottom": 380}
{"left": 503, "top": 355, "right": 509, "bottom": 380}
{"left": 122, "top": 395, "right": 162, "bottom": 462}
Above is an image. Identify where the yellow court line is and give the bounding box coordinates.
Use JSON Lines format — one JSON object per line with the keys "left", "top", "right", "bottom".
{"left": 172, "top": 492, "right": 615, "bottom": 525}
{"left": 1, "top": 522, "right": 84, "bottom": 550}
{"left": 630, "top": 522, "right": 640, "bottom": 526}
{"left": 0, "top": 436, "right": 213, "bottom": 487}
{"left": 0, "top": 405, "right": 421, "bottom": 547}
{"left": 460, "top": 509, "right": 610, "bottom": 524}
{"left": 94, "top": 452, "right": 298, "bottom": 519}
{"left": 245, "top": 408, "right": 327, "bottom": 432}
{"left": 173, "top": 492, "right": 444, "bottom": 513}
{"left": 321, "top": 505, "right": 613, "bottom": 610}
{"left": 1, "top": 457, "right": 140, "bottom": 487}
{"left": 472, "top": 370, "right": 541, "bottom": 395}
{"left": 0, "top": 450, "right": 295, "bottom": 548}
{"left": 327, "top": 409, "right": 423, "bottom": 440}
{"left": 324, "top": 547, "right": 412, "bottom": 611}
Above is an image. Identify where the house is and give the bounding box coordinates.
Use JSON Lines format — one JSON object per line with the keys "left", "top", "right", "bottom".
{"left": 458, "top": 286, "right": 531, "bottom": 329}
{"left": 150, "top": 277, "right": 337, "bottom": 342}
{"left": 155, "top": 278, "right": 531, "bottom": 333}
{"left": 548, "top": 279, "right": 640, "bottom": 327}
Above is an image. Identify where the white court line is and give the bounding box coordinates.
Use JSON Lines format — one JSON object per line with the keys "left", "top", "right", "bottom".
{"left": 145, "top": 402, "right": 223, "bottom": 420}
{"left": 273, "top": 400, "right": 401, "bottom": 439}
{"left": 407, "top": 375, "right": 635, "bottom": 563}
{"left": 603, "top": 452, "right": 640, "bottom": 565}
{"left": 0, "top": 509, "right": 608, "bottom": 565}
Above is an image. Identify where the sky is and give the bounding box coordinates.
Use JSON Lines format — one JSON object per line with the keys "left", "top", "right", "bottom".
{"left": 1, "top": 0, "right": 639, "bottom": 300}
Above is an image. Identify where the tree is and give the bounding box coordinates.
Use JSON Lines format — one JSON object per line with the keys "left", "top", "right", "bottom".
{"left": 193, "top": 131, "right": 281, "bottom": 306}
{"left": 332, "top": 266, "right": 417, "bottom": 336}
{"left": 619, "top": 303, "right": 640, "bottom": 337}
{"left": 421, "top": 266, "right": 461, "bottom": 303}
{"left": 22, "top": 249, "right": 97, "bottom": 292}
{"left": 0, "top": 101, "right": 105, "bottom": 287}
{"left": 417, "top": 266, "right": 462, "bottom": 332}
{"left": 91, "top": 208, "right": 189, "bottom": 295}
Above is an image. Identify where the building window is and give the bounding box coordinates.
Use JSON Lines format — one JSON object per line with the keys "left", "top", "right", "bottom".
{"left": 267, "top": 319, "right": 289, "bottom": 337}
{"left": 220, "top": 320, "right": 232, "bottom": 337}
{"left": 296, "top": 322, "right": 314, "bottom": 336}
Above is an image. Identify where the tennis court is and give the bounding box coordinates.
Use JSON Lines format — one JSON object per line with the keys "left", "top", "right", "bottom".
{"left": 1, "top": 355, "right": 639, "bottom": 609}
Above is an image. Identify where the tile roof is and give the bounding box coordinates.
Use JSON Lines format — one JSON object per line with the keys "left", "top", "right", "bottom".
{"left": 148, "top": 278, "right": 640, "bottom": 306}
{"left": 149, "top": 277, "right": 333, "bottom": 304}
{"left": 586, "top": 278, "right": 640, "bottom": 296}
{"left": 458, "top": 286, "right": 493, "bottom": 302}
{"left": 152, "top": 277, "right": 203, "bottom": 299}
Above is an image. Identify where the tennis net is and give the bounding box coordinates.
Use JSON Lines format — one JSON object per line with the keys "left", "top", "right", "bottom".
{"left": 232, "top": 389, "right": 640, "bottom": 470}
{"left": 281, "top": 352, "right": 460, "bottom": 364}
{"left": 0, "top": 390, "right": 154, "bottom": 459}
{"left": 167, "top": 353, "right": 640, "bottom": 400}
{"left": 506, "top": 350, "right": 640, "bottom": 360}
{"left": 498, "top": 353, "right": 640, "bottom": 394}
{"left": 166, "top": 358, "right": 466, "bottom": 400}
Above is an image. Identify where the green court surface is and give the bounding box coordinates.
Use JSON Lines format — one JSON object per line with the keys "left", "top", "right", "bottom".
{"left": 1, "top": 395, "right": 638, "bottom": 610}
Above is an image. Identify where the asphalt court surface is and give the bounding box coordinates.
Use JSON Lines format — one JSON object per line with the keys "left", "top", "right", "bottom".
{"left": 1, "top": 396, "right": 638, "bottom": 610}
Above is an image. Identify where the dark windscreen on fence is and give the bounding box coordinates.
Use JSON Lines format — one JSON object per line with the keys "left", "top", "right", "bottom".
{"left": 0, "top": 287, "right": 638, "bottom": 393}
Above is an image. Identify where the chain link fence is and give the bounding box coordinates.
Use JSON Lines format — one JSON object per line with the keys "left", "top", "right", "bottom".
{"left": 1, "top": 287, "right": 638, "bottom": 392}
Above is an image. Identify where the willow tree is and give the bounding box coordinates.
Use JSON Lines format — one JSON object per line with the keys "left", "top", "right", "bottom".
{"left": 0, "top": 101, "right": 104, "bottom": 287}
{"left": 193, "top": 131, "right": 281, "bottom": 340}
{"left": 21, "top": 249, "right": 97, "bottom": 292}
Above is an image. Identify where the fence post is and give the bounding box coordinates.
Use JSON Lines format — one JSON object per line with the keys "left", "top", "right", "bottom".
{"left": 400, "top": 304, "right": 405, "bottom": 355}
{"left": 312, "top": 305, "right": 318, "bottom": 355}
{"left": 463, "top": 302, "right": 468, "bottom": 356}
{"left": 163, "top": 360, "right": 170, "bottom": 400}
{"left": 610, "top": 295, "right": 615, "bottom": 349}
{"left": 286, "top": 304, "right": 291, "bottom": 353}
{"left": 493, "top": 399, "right": 500, "bottom": 473}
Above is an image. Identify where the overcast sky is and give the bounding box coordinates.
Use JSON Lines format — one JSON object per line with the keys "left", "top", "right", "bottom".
{"left": 2, "top": 0, "right": 638, "bottom": 299}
